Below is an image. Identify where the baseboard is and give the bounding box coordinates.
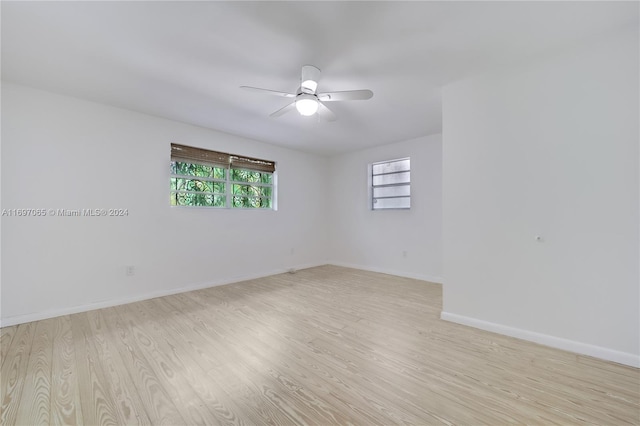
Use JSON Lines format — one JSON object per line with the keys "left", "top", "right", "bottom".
{"left": 328, "top": 261, "right": 443, "bottom": 284}
{"left": 441, "top": 311, "right": 640, "bottom": 368}
{"left": 0, "top": 262, "right": 326, "bottom": 328}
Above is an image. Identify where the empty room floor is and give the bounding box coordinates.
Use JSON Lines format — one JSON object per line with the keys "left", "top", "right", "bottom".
{"left": 1, "top": 265, "right": 638, "bottom": 425}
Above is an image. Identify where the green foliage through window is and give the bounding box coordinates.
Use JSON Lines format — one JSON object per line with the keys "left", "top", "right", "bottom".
{"left": 170, "top": 161, "right": 274, "bottom": 209}
{"left": 230, "top": 169, "right": 273, "bottom": 184}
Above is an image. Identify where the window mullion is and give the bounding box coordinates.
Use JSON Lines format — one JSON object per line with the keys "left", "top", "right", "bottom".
{"left": 372, "top": 182, "right": 411, "bottom": 189}
{"left": 372, "top": 170, "right": 410, "bottom": 177}
{"left": 225, "top": 168, "right": 231, "bottom": 208}
{"left": 170, "top": 174, "right": 226, "bottom": 184}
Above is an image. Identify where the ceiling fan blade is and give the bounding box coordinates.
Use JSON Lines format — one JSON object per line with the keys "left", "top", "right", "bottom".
{"left": 317, "top": 101, "right": 337, "bottom": 122}
{"left": 317, "top": 89, "right": 373, "bottom": 102}
{"left": 301, "top": 65, "right": 321, "bottom": 94}
{"left": 269, "top": 102, "right": 296, "bottom": 117}
{"left": 240, "top": 86, "right": 296, "bottom": 98}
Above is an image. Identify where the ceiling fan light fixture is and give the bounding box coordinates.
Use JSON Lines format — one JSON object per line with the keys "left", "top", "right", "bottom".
{"left": 296, "top": 97, "right": 319, "bottom": 116}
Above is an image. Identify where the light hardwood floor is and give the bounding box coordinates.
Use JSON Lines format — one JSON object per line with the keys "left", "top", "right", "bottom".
{"left": 1, "top": 265, "right": 639, "bottom": 425}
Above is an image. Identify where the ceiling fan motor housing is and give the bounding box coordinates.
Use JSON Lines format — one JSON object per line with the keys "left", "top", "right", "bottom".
{"left": 300, "top": 65, "right": 321, "bottom": 94}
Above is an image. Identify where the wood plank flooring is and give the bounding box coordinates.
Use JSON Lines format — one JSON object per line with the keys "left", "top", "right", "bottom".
{"left": 1, "top": 265, "right": 638, "bottom": 425}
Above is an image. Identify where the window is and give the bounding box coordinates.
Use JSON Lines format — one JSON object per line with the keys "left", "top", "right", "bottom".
{"left": 370, "top": 157, "right": 410, "bottom": 210}
{"left": 170, "top": 143, "right": 276, "bottom": 209}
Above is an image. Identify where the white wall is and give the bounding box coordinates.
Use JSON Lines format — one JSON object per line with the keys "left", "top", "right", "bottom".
{"left": 1, "top": 83, "right": 329, "bottom": 326}
{"left": 442, "top": 27, "right": 639, "bottom": 366}
{"left": 327, "top": 135, "right": 443, "bottom": 283}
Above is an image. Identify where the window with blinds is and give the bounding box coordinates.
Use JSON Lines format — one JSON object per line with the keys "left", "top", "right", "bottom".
{"left": 370, "top": 158, "right": 410, "bottom": 210}
{"left": 170, "top": 143, "right": 276, "bottom": 209}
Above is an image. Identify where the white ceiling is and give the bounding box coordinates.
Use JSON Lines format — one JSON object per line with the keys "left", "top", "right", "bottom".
{"left": 2, "top": 1, "right": 637, "bottom": 155}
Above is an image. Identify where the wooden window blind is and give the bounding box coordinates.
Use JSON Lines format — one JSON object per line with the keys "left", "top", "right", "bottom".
{"left": 171, "top": 143, "right": 275, "bottom": 173}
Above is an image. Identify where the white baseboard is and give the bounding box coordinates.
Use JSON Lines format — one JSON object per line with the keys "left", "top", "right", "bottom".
{"left": 0, "top": 262, "right": 326, "bottom": 328}
{"left": 441, "top": 311, "right": 640, "bottom": 368}
{"left": 328, "top": 261, "right": 443, "bottom": 284}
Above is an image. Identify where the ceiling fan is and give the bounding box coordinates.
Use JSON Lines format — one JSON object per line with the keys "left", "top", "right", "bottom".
{"left": 240, "top": 65, "right": 373, "bottom": 121}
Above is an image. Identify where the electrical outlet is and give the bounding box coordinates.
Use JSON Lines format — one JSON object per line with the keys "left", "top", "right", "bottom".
{"left": 126, "top": 265, "right": 135, "bottom": 276}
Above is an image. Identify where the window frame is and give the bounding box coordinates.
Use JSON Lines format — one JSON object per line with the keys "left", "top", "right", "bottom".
{"left": 170, "top": 143, "right": 277, "bottom": 210}
{"left": 369, "top": 157, "right": 411, "bottom": 210}
{"left": 228, "top": 167, "right": 276, "bottom": 210}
